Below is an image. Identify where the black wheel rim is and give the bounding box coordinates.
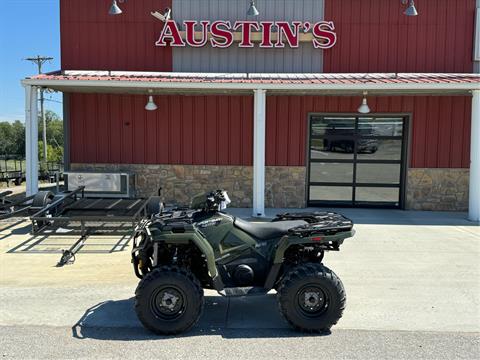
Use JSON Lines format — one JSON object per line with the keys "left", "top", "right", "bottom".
{"left": 296, "top": 284, "right": 329, "bottom": 317}
{"left": 149, "top": 286, "right": 187, "bottom": 321}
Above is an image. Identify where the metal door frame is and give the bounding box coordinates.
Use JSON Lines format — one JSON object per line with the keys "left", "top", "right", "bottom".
{"left": 306, "top": 113, "right": 410, "bottom": 209}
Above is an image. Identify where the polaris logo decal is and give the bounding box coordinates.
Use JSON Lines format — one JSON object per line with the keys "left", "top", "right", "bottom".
{"left": 197, "top": 219, "right": 222, "bottom": 228}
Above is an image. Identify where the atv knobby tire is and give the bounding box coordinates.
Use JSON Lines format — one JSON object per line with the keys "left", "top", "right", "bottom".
{"left": 277, "top": 263, "right": 346, "bottom": 332}
{"left": 135, "top": 266, "right": 204, "bottom": 335}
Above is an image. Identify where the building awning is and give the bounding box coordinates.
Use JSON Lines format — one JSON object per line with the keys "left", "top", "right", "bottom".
{"left": 22, "top": 71, "right": 480, "bottom": 95}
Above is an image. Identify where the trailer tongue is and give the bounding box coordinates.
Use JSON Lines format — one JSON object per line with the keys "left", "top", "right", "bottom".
{"left": 29, "top": 186, "right": 159, "bottom": 266}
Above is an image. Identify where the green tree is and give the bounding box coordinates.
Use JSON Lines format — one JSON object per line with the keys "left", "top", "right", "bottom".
{"left": 38, "top": 142, "right": 63, "bottom": 163}
{"left": 11, "top": 120, "right": 25, "bottom": 156}
{"left": 0, "top": 122, "right": 14, "bottom": 155}
{"left": 0, "top": 110, "right": 63, "bottom": 160}
{"left": 36, "top": 110, "right": 64, "bottom": 162}
{"left": 39, "top": 110, "right": 63, "bottom": 148}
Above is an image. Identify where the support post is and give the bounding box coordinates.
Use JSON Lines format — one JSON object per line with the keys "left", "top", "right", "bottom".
{"left": 469, "top": 90, "right": 480, "bottom": 222}
{"left": 25, "top": 85, "right": 39, "bottom": 196}
{"left": 253, "top": 89, "right": 266, "bottom": 217}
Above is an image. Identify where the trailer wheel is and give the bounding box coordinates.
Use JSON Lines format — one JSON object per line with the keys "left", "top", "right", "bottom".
{"left": 31, "top": 191, "right": 54, "bottom": 208}
{"left": 135, "top": 266, "right": 204, "bottom": 335}
{"left": 29, "top": 191, "right": 55, "bottom": 219}
{"left": 277, "top": 263, "right": 346, "bottom": 333}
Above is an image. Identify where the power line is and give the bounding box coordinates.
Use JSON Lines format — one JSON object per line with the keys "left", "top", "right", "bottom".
{"left": 24, "top": 55, "right": 54, "bottom": 74}
{"left": 44, "top": 98, "right": 63, "bottom": 104}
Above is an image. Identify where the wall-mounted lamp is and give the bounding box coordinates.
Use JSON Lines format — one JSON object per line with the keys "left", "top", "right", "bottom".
{"left": 145, "top": 90, "right": 158, "bottom": 111}
{"left": 402, "top": 0, "right": 418, "bottom": 16}
{"left": 358, "top": 91, "right": 371, "bottom": 114}
{"left": 109, "top": 0, "right": 125, "bottom": 16}
{"left": 247, "top": 0, "right": 260, "bottom": 17}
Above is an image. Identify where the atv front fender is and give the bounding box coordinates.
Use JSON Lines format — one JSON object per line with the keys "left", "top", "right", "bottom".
{"left": 273, "top": 230, "right": 355, "bottom": 264}
{"left": 155, "top": 231, "right": 218, "bottom": 279}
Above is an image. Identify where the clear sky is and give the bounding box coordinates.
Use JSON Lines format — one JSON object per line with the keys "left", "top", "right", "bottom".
{"left": 0, "top": 0, "right": 62, "bottom": 122}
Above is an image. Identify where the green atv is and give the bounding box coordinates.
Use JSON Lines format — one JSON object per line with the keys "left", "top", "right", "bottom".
{"left": 132, "top": 190, "right": 355, "bottom": 334}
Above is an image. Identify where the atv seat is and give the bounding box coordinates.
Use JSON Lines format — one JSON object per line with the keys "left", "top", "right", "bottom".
{"left": 234, "top": 218, "right": 307, "bottom": 240}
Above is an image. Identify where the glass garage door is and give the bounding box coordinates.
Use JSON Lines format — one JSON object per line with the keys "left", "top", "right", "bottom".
{"left": 308, "top": 115, "right": 408, "bottom": 208}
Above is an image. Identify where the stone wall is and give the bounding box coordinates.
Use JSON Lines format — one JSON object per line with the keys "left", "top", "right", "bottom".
{"left": 70, "top": 163, "right": 307, "bottom": 208}
{"left": 406, "top": 168, "right": 470, "bottom": 211}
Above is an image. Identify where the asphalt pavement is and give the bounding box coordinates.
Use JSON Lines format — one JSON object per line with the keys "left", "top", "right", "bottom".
{"left": 1, "top": 326, "right": 478, "bottom": 360}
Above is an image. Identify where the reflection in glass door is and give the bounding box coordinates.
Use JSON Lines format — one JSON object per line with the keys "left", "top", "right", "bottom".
{"left": 308, "top": 115, "right": 408, "bottom": 208}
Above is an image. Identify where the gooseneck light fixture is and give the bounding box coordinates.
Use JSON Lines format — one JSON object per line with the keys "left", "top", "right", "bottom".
{"left": 402, "top": 0, "right": 418, "bottom": 16}
{"left": 247, "top": 0, "right": 260, "bottom": 16}
{"left": 145, "top": 90, "right": 158, "bottom": 111}
{"left": 109, "top": 0, "right": 125, "bottom": 16}
{"left": 357, "top": 92, "right": 371, "bottom": 114}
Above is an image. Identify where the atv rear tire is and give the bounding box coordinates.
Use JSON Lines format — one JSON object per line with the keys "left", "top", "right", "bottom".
{"left": 135, "top": 266, "right": 204, "bottom": 335}
{"left": 277, "top": 263, "right": 346, "bottom": 332}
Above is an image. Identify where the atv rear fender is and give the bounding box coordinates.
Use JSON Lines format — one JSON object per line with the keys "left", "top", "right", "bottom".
{"left": 273, "top": 230, "right": 355, "bottom": 264}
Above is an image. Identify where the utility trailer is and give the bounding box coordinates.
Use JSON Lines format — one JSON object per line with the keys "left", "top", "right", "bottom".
{"left": 0, "top": 190, "right": 37, "bottom": 220}
{"left": 29, "top": 186, "right": 160, "bottom": 267}
{"left": 0, "top": 156, "right": 24, "bottom": 186}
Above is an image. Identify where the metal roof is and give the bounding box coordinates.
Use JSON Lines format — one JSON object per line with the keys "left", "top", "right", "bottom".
{"left": 29, "top": 71, "right": 480, "bottom": 85}
{"left": 22, "top": 71, "right": 480, "bottom": 95}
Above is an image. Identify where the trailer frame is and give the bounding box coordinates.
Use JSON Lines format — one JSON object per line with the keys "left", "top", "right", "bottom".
{"left": 29, "top": 186, "right": 156, "bottom": 266}
{"left": 0, "top": 190, "right": 36, "bottom": 220}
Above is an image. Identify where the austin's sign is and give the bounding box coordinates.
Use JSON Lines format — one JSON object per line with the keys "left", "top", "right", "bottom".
{"left": 154, "top": 20, "right": 337, "bottom": 49}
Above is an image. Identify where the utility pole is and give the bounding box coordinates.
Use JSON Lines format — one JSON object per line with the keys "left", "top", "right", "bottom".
{"left": 25, "top": 55, "right": 53, "bottom": 163}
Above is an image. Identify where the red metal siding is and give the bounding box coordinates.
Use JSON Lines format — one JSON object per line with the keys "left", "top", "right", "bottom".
{"left": 60, "top": 0, "right": 172, "bottom": 71}
{"left": 69, "top": 94, "right": 253, "bottom": 166}
{"left": 324, "top": 0, "right": 475, "bottom": 73}
{"left": 266, "top": 95, "right": 472, "bottom": 168}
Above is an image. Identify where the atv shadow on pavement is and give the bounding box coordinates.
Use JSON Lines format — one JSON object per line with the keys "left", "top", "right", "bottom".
{"left": 72, "top": 295, "right": 331, "bottom": 340}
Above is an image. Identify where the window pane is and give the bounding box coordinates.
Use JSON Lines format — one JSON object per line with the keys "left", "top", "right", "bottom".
{"left": 311, "top": 117, "right": 355, "bottom": 137}
{"left": 357, "top": 139, "right": 402, "bottom": 160}
{"left": 356, "top": 164, "right": 401, "bottom": 184}
{"left": 310, "top": 162, "right": 354, "bottom": 183}
{"left": 358, "top": 117, "right": 404, "bottom": 137}
{"left": 356, "top": 187, "right": 400, "bottom": 203}
{"left": 310, "top": 138, "right": 354, "bottom": 160}
{"left": 310, "top": 186, "right": 352, "bottom": 201}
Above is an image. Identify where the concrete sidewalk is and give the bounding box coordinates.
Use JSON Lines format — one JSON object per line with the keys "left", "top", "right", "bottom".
{"left": 227, "top": 207, "right": 479, "bottom": 226}
{"left": 0, "top": 209, "right": 479, "bottom": 334}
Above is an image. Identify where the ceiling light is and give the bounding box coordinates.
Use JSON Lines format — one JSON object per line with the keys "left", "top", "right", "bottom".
{"left": 145, "top": 91, "right": 157, "bottom": 111}
{"left": 109, "top": 0, "right": 123, "bottom": 15}
{"left": 247, "top": 0, "right": 259, "bottom": 16}
{"left": 358, "top": 92, "right": 371, "bottom": 114}
{"left": 404, "top": 0, "right": 418, "bottom": 16}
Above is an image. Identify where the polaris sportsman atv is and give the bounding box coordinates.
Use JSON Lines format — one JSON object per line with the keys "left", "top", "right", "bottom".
{"left": 132, "top": 190, "right": 354, "bottom": 334}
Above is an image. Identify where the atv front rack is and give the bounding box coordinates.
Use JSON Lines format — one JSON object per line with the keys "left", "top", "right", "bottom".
{"left": 273, "top": 211, "right": 353, "bottom": 237}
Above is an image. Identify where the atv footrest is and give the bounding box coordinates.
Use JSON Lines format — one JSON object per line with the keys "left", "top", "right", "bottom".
{"left": 219, "top": 287, "right": 268, "bottom": 297}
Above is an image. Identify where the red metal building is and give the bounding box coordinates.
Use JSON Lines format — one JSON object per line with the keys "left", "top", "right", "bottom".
{"left": 23, "top": 0, "right": 480, "bottom": 220}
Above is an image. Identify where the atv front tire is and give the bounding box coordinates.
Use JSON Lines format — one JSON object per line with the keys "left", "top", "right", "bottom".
{"left": 277, "top": 263, "right": 346, "bottom": 332}
{"left": 135, "top": 266, "right": 204, "bottom": 335}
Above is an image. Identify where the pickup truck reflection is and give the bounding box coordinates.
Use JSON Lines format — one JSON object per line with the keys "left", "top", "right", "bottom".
{"left": 321, "top": 122, "right": 378, "bottom": 154}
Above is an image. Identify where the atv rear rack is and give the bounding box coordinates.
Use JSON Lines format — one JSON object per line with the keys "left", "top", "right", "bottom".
{"left": 273, "top": 211, "right": 353, "bottom": 236}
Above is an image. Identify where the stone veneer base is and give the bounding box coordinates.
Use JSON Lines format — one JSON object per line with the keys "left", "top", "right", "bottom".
{"left": 70, "top": 164, "right": 470, "bottom": 211}
{"left": 406, "top": 168, "right": 469, "bottom": 211}
{"left": 70, "top": 164, "right": 307, "bottom": 208}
